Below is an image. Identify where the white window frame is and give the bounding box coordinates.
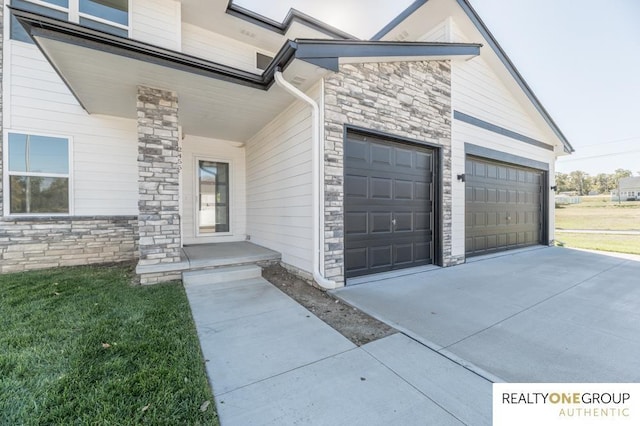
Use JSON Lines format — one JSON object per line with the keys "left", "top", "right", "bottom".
{"left": 14, "top": 0, "right": 131, "bottom": 38}
{"left": 3, "top": 129, "right": 74, "bottom": 216}
{"left": 193, "top": 156, "right": 233, "bottom": 238}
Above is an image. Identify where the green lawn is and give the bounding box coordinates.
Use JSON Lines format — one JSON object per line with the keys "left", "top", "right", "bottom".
{"left": 555, "top": 233, "right": 640, "bottom": 255}
{"left": 555, "top": 196, "right": 640, "bottom": 230}
{"left": 0, "top": 264, "right": 218, "bottom": 425}
{"left": 555, "top": 195, "right": 640, "bottom": 255}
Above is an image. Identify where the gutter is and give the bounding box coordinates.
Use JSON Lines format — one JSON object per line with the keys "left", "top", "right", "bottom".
{"left": 274, "top": 71, "right": 338, "bottom": 290}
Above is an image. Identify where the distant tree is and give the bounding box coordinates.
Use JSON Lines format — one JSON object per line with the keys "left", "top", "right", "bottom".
{"left": 569, "top": 170, "right": 591, "bottom": 195}
{"left": 555, "top": 172, "right": 570, "bottom": 192}
{"left": 592, "top": 173, "right": 613, "bottom": 194}
{"left": 613, "top": 169, "right": 633, "bottom": 181}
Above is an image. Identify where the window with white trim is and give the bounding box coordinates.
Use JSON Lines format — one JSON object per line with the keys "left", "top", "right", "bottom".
{"left": 10, "top": 0, "right": 129, "bottom": 42}
{"left": 7, "top": 133, "right": 70, "bottom": 214}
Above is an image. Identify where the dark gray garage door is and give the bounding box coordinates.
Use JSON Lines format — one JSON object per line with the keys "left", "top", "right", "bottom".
{"left": 345, "top": 133, "right": 436, "bottom": 278}
{"left": 465, "top": 156, "right": 544, "bottom": 256}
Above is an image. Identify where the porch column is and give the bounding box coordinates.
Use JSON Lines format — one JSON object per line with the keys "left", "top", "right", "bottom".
{"left": 136, "top": 86, "right": 181, "bottom": 284}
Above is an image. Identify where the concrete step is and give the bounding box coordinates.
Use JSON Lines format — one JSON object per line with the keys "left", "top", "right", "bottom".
{"left": 183, "top": 265, "right": 262, "bottom": 287}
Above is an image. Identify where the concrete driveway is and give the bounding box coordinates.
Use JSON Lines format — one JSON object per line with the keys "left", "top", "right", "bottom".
{"left": 333, "top": 247, "right": 640, "bottom": 383}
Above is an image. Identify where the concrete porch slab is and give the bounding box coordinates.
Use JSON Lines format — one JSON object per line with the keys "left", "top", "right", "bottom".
{"left": 183, "top": 241, "right": 280, "bottom": 268}
{"left": 136, "top": 241, "right": 281, "bottom": 276}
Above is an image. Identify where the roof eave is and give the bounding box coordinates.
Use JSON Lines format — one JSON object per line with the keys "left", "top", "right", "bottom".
{"left": 372, "top": 0, "right": 575, "bottom": 154}
{"left": 293, "top": 39, "right": 481, "bottom": 72}
{"left": 10, "top": 6, "right": 302, "bottom": 91}
{"left": 225, "top": 1, "right": 357, "bottom": 40}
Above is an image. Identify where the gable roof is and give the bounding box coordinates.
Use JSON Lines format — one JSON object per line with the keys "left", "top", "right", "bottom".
{"left": 225, "top": 1, "right": 357, "bottom": 40}
{"left": 374, "top": 0, "right": 574, "bottom": 153}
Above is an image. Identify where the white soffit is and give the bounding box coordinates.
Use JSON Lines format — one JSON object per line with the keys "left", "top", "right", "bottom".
{"left": 34, "top": 36, "right": 323, "bottom": 141}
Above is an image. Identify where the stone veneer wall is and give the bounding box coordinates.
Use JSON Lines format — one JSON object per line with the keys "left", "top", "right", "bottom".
{"left": 0, "top": 217, "right": 138, "bottom": 273}
{"left": 323, "top": 61, "right": 464, "bottom": 285}
{"left": 136, "top": 86, "right": 181, "bottom": 284}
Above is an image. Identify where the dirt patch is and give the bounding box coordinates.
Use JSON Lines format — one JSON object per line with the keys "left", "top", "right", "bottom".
{"left": 262, "top": 264, "right": 396, "bottom": 346}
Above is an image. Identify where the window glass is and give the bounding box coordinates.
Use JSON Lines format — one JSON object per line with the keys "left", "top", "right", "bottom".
{"left": 10, "top": 0, "right": 69, "bottom": 43}
{"left": 198, "top": 161, "right": 229, "bottom": 233}
{"left": 79, "top": 0, "right": 128, "bottom": 25}
{"left": 10, "top": 176, "right": 69, "bottom": 214}
{"left": 42, "top": 0, "right": 69, "bottom": 7}
{"left": 8, "top": 133, "right": 70, "bottom": 214}
{"left": 79, "top": 17, "right": 128, "bottom": 36}
{"left": 9, "top": 133, "right": 69, "bottom": 174}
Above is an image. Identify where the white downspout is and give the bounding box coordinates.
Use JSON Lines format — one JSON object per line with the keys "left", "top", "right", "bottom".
{"left": 274, "top": 70, "right": 338, "bottom": 290}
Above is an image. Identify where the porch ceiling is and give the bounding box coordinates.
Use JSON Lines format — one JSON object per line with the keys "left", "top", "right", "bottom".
{"left": 12, "top": 7, "right": 325, "bottom": 142}
{"left": 35, "top": 37, "right": 320, "bottom": 141}
{"left": 11, "top": 6, "right": 481, "bottom": 142}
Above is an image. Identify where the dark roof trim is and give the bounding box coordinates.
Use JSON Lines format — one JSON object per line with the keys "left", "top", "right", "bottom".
{"left": 454, "top": 0, "right": 572, "bottom": 153}
{"left": 226, "top": 1, "right": 356, "bottom": 40}
{"left": 465, "top": 143, "right": 550, "bottom": 171}
{"left": 454, "top": 110, "right": 554, "bottom": 151}
{"left": 373, "top": 0, "right": 574, "bottom": 153}
{"left": 11, "top": 7, "right": 481, "bottom": 87}
{"left": 293, "top": 39, "right": 481, "bottom": 72}
{"left": 10, "top": 6, "right": 297, "bottom": 91}
{"left": 371, "top": 0, "right": 429, "bottom": 41}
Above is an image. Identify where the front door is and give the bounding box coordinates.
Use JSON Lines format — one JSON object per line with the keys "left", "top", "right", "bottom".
{"left": 197, "top": 160, "right": 229, "bottom": 234}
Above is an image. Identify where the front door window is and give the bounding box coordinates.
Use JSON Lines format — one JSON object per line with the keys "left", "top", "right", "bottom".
{"left": 198, "top": 161, "right": 229, "bottom": 234}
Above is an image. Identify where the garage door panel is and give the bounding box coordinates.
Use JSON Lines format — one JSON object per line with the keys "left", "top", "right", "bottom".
{"left": 345, "top": 248, "right": 367, "bottom": 273}
{"left": 346, "top": 212, "right": 368, "bottom": 235}
{"left": 370, "top": 246, "right": 393, "bottom": 268}
{"left": 345, "top": 140, "right": 368, "bottom": 163}
{"left": 466, "top": 156, "right": 544, "bottom": 256}
{"left": 371, "top": 144, "right": 392, "bottom": 165}
{"left": 346, "top": 133, "right": 436, "bottom": 278}
{"left": 371, "top": 213, "right": 392, "bottom": 233}
{"left": 415, "top": 212, "right": 430, "bottom": 231}
{"left": 394, "top": 180, "right": 413, "bottom": 199}
{"left": 371, "top": 177, "right": 393, "bottom": 199}
{"left": 415, "top": 182, "right": 431, "bottom": 200}
{"left": 395, "top": 149, "right": 413, "bottom": 168}
{"left": 394, "top": 244, "right": 414, "bottom": 265}
{"left": 416, "top": 152, "right": 432, "bottom": 171}
{"left": 394, "top": 212, "right": 413, "bottom": 232}
{"left": 345, "top": 175, "right": 368, "bottom": 198}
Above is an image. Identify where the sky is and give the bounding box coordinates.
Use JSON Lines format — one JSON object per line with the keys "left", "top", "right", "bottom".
{"left": 236, "top": 0, "right": 640, "bottom": 176}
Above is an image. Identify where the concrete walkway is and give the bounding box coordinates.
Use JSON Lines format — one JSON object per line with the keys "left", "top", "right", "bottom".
{"left": 556, "top": 228, "right": 640, "bottom": 235}
{"left": 185, "top": 273, "right": 492, "bottom": 425}
{"left": 334, "top": 247, "right": 640, "bottom": 383}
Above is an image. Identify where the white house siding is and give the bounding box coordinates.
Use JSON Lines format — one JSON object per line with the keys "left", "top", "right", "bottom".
{"left": 417, "top": 18, "right": 451, "bottom": 42}
{"left": 181, "top": 23, "right": 274, "bottom": 74}
{"left": 181, "top": 135, "right": 247, "bottom": 245}
{"left": 6, "top": 41, "right": 138, "bottom": 216}
{"left": 245, "top": 91, "right": 316, "bottom": 274}
{"left": 130, "top": 0, "right": 181, "bottom": 51}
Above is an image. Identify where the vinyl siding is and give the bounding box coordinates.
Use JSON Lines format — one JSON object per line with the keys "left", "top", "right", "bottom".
{"left": 181, "top": 135, "right": 247, "bottom": 245}
{"left": 418, "top": 18, "right": 451, "bottom": 42}
{"left": 6, "top": 42, "right": 138, "bottom": 216}
{"left": 445, "top": 14, "right": 558, "bottom": 257}
{"left": 182, "top": 23, "right": 273, "bottom": 74}
{"left": 245, "top": 91, "right": 315, "bottom": 273}
{"left": 131, "top": 0, "right": 181, "bottom": 50}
